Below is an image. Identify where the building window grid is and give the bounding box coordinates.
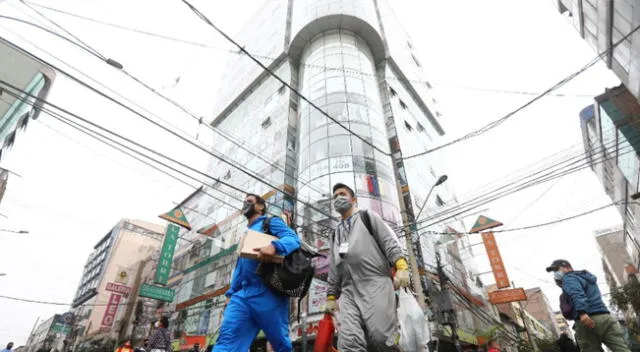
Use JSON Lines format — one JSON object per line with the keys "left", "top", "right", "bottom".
{"left": 297, "top": 30, "right": 400, "bottom": 224}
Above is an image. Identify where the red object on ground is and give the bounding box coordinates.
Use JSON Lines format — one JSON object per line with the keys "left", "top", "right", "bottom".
{"left": 314, "top": 313, "right": 335, "bottom": 352}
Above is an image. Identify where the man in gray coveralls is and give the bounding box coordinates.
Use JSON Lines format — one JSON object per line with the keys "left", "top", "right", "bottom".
{"left": 326, "top": 183, "right": 410, "bottom": 351}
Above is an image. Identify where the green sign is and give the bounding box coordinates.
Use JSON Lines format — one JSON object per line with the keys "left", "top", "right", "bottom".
{"left": 155, "top": 223, "right": 180, "bottom": 284}
{"left": 51, "top": 323, "right": 71, "bottom": 334}
{"left": 139, "top": 283, "right": 175, "bottom": 302}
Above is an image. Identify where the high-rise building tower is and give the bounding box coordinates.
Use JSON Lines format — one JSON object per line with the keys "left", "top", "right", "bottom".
{"left": 169, "top": 1, "right": 488, "bottom": 349}
{"left": 552, "top": 0, "right": 640, "bottom": 99}
{"left": 580, "top": 85, "right": 640, "bottom": 265}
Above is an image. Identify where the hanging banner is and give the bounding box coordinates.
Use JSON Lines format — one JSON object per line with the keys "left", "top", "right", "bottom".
{"left": 101, "top": 293, "right": 122, "bottom": 327}
{"left": 482, "top": 232, "right": 510, "bottom": 289}
{"left": 155, "top": 223, "right": 180, "bottom": 285}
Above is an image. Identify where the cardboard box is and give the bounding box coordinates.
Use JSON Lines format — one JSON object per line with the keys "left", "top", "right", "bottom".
{"left": 237, "top": 229, "right": 284, "bottom": 263}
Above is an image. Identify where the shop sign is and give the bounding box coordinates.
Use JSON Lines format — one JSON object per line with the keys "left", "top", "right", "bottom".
{"left": 105, "top": 282, "right": 132, "bottom": 295}
{"left": 155, "top": 223, "right": 180, "bottom": 284}
{"left": 139, "top": 283, "right": 175, "bottom": 302}
{"left": 488, "top": 288, "right": 527, "bottom": 304}
{"left": 481, "top": 232, "right": 510, "bottom": 288}
{"left": 101, "top": 293, "right": 121, "bottom": 327}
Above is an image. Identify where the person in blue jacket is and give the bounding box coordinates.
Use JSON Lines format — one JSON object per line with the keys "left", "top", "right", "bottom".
{"left": 546, "top": 259, "right": 630, "bottom": 352}
{"left": 213, "top": 193, "right": 300, "bottom": 352}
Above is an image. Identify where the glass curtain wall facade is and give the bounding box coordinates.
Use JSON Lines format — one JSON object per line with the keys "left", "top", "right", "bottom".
{"left": 297, "top": 29, "right": 401, "bottom": 248}
{"left": 165, "top": 0, "right": 490, "bottom": 347}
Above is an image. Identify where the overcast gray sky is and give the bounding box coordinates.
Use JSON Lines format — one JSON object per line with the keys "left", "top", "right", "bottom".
{"left": 0, "top": 0, "right": 625, "bottom": 344}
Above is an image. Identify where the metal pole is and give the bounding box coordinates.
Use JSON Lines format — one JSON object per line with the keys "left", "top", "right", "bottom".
{"left": 301, "top": 311, "right": 308, "bottom": 352}
{"left": 436, "top": 252, "right": 460, "bottom": 352}
{"left": 513, "top": 281, "right": 538, "bottom": 351}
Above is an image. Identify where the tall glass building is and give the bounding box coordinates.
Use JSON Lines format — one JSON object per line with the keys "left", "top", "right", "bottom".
{"left": 168, "top": 0, "right": 495, "bottom": 349}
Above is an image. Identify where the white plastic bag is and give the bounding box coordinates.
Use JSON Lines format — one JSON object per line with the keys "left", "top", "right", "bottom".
{"left": 397, "top": 289, "right": 428, "bottom": 352}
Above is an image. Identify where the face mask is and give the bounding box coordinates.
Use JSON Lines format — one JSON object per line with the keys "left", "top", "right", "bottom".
{"left": 242, "top": 201, "right": 257, "bottom": 219}
{"left": 154, "top": 321, "right": 160, "bottom": 328}
{"left": 554, "top": 271, "right": 564, "bottom": 280}
{"left": 333, "top": 195, "right": 353, "bottom": 214}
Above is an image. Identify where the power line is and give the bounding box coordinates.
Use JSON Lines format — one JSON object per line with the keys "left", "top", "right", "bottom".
{"left": 178, "top": 0, "right": 640, "bottom": 161}
{"left": 21, "top": 1, "right": 597, "bottom": 99}
{"left": 4, "top": 4, "right": 334, "bottom": 201}
{"left": 0, "top": 38, "right": 340, "bottom": 227}
{"left": 179, "top": 0, "right": 392, "bottom": 157}
{"left": 0, "top": 81, "right": 336, "bottom": 238}
{"left": 412, "top": 200, "right": 626, "bottom": 238}
{"left": 401, "top": 23, "right": 640, "bottom": 160}
{"left": 2, "top": 5, "right": 621, "bottom": 233}
{"left": 404, "top": 123, "right": 640, "bottom": 233}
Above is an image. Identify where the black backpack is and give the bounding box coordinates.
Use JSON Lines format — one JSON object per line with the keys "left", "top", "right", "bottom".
{"left": 255, "top": 216, "right": 320, "bottom": 321}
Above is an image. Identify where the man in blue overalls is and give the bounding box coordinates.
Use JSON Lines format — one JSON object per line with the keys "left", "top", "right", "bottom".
{"left": 213, "top": 193, "right": 300, "bottom": 352}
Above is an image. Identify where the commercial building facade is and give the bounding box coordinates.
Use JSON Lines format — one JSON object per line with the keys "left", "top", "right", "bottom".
{"left": 70, "top": 219, "right": 164, "bottom": 349}
{"left": 552, "top": 0, "right": 640, "bottom": 99}
{"left": 580, "top": 84, "right": 640, "bottom": 265}
{"left": 523, "top": 288, "right": 562, "bottom": 338}
{"left": 595, "top": 226, "right": 634, "bottom": 291}
{"left": 167, "top": 0, "right": 488, "bottom": 349}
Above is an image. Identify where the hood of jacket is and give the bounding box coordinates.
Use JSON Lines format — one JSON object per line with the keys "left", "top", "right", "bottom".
{"left": 568, "top": 270, "right": 597, "bottom": 284}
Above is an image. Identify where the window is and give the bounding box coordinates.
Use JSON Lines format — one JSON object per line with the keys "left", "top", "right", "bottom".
{"left": 407, "top": 41, "right": 413, "bottom": 49}
{"left": 399, "top": 100, "right": 408, "bottom": 110}
{"left": 404, "top": 120, "right": 413, "bottom": 132}
{"left": 411, "top": 54, "right": 422, "bottom": 68}
{"left": 425, "top": 81, "right": 432, "bottom": 89}
{"left": 261, "top": 116, "right": 272, "bottom": 129}
{"left": 278, "top": 85, "right": 286, "bottom": 95}
{"left": 435, "top": 195, "right": 446, "bottom": 207}
{"left": 223, "top": 170, "right": 231, "bottom": 180}
{"left": 389, "top": 87, "right": 397, "bottom": 97}
{"left": 416, "top": 122, "right": 425, "bottom": 132}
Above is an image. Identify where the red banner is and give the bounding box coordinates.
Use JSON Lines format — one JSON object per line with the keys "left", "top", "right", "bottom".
{"left": 101, "top": 293, "right": 122, "bottom": 327}
{"left": 482, "top": 232, "right": 510, "bottom": 289}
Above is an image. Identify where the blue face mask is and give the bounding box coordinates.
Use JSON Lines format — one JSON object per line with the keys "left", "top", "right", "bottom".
{"left": 554, "top": 271, "right": 564, "bottom": 280}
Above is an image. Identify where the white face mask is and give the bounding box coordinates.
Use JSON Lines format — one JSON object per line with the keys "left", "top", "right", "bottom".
{"left": 154, "top": 321, "right": 160, "bottom": 328}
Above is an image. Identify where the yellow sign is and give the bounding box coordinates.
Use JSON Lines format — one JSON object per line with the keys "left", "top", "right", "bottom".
{"left": 443, "top": 326, "right": 478, "bottom": 345}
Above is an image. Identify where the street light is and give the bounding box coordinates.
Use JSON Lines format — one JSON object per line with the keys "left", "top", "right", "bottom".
{"left": 415, "top": 175, "right": 448, "bottom": 222}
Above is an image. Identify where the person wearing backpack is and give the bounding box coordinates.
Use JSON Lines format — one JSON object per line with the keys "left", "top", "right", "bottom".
{"left": 546, "top": 259, "right": 630, "bottom": 352}
{"left": 213, "top": 193, "right": 300, "bottom": 352}
{"left": 326, "top": 183, "right": 410, "bottom": 351}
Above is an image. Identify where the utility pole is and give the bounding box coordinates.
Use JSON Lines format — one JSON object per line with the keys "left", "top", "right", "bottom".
{"left": 436, "top": 251, "right": 461, "bottom": 352}
{"left": 514, "top": 280, "right": 537, "bottom": 352}
{"left": 404, "top": 175, "right": 449, "bottom": 309}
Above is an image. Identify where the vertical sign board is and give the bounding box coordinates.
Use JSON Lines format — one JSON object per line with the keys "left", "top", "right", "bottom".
{"left": 101, "top": 293, "right": 122, "bottom": 328}
{"left": 155, "top": 223, "right": 180, "bottom": 285}
{"left": 481, "top": 232, "right": 510, "bottom": 289}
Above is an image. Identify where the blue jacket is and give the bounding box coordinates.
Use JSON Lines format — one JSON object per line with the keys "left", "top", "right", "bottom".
{"left": 562, "top": 270, "right": 609, "bottom": 318}
{"left": 225, "top": 215, "right": 300, "bottom": 298}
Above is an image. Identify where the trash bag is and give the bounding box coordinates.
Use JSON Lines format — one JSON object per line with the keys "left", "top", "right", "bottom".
{"left": 314, "top": 313, "right": 335, "bottom": 352}
{"left": 397, "top": 289, "right": 428, "bottom": 352}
